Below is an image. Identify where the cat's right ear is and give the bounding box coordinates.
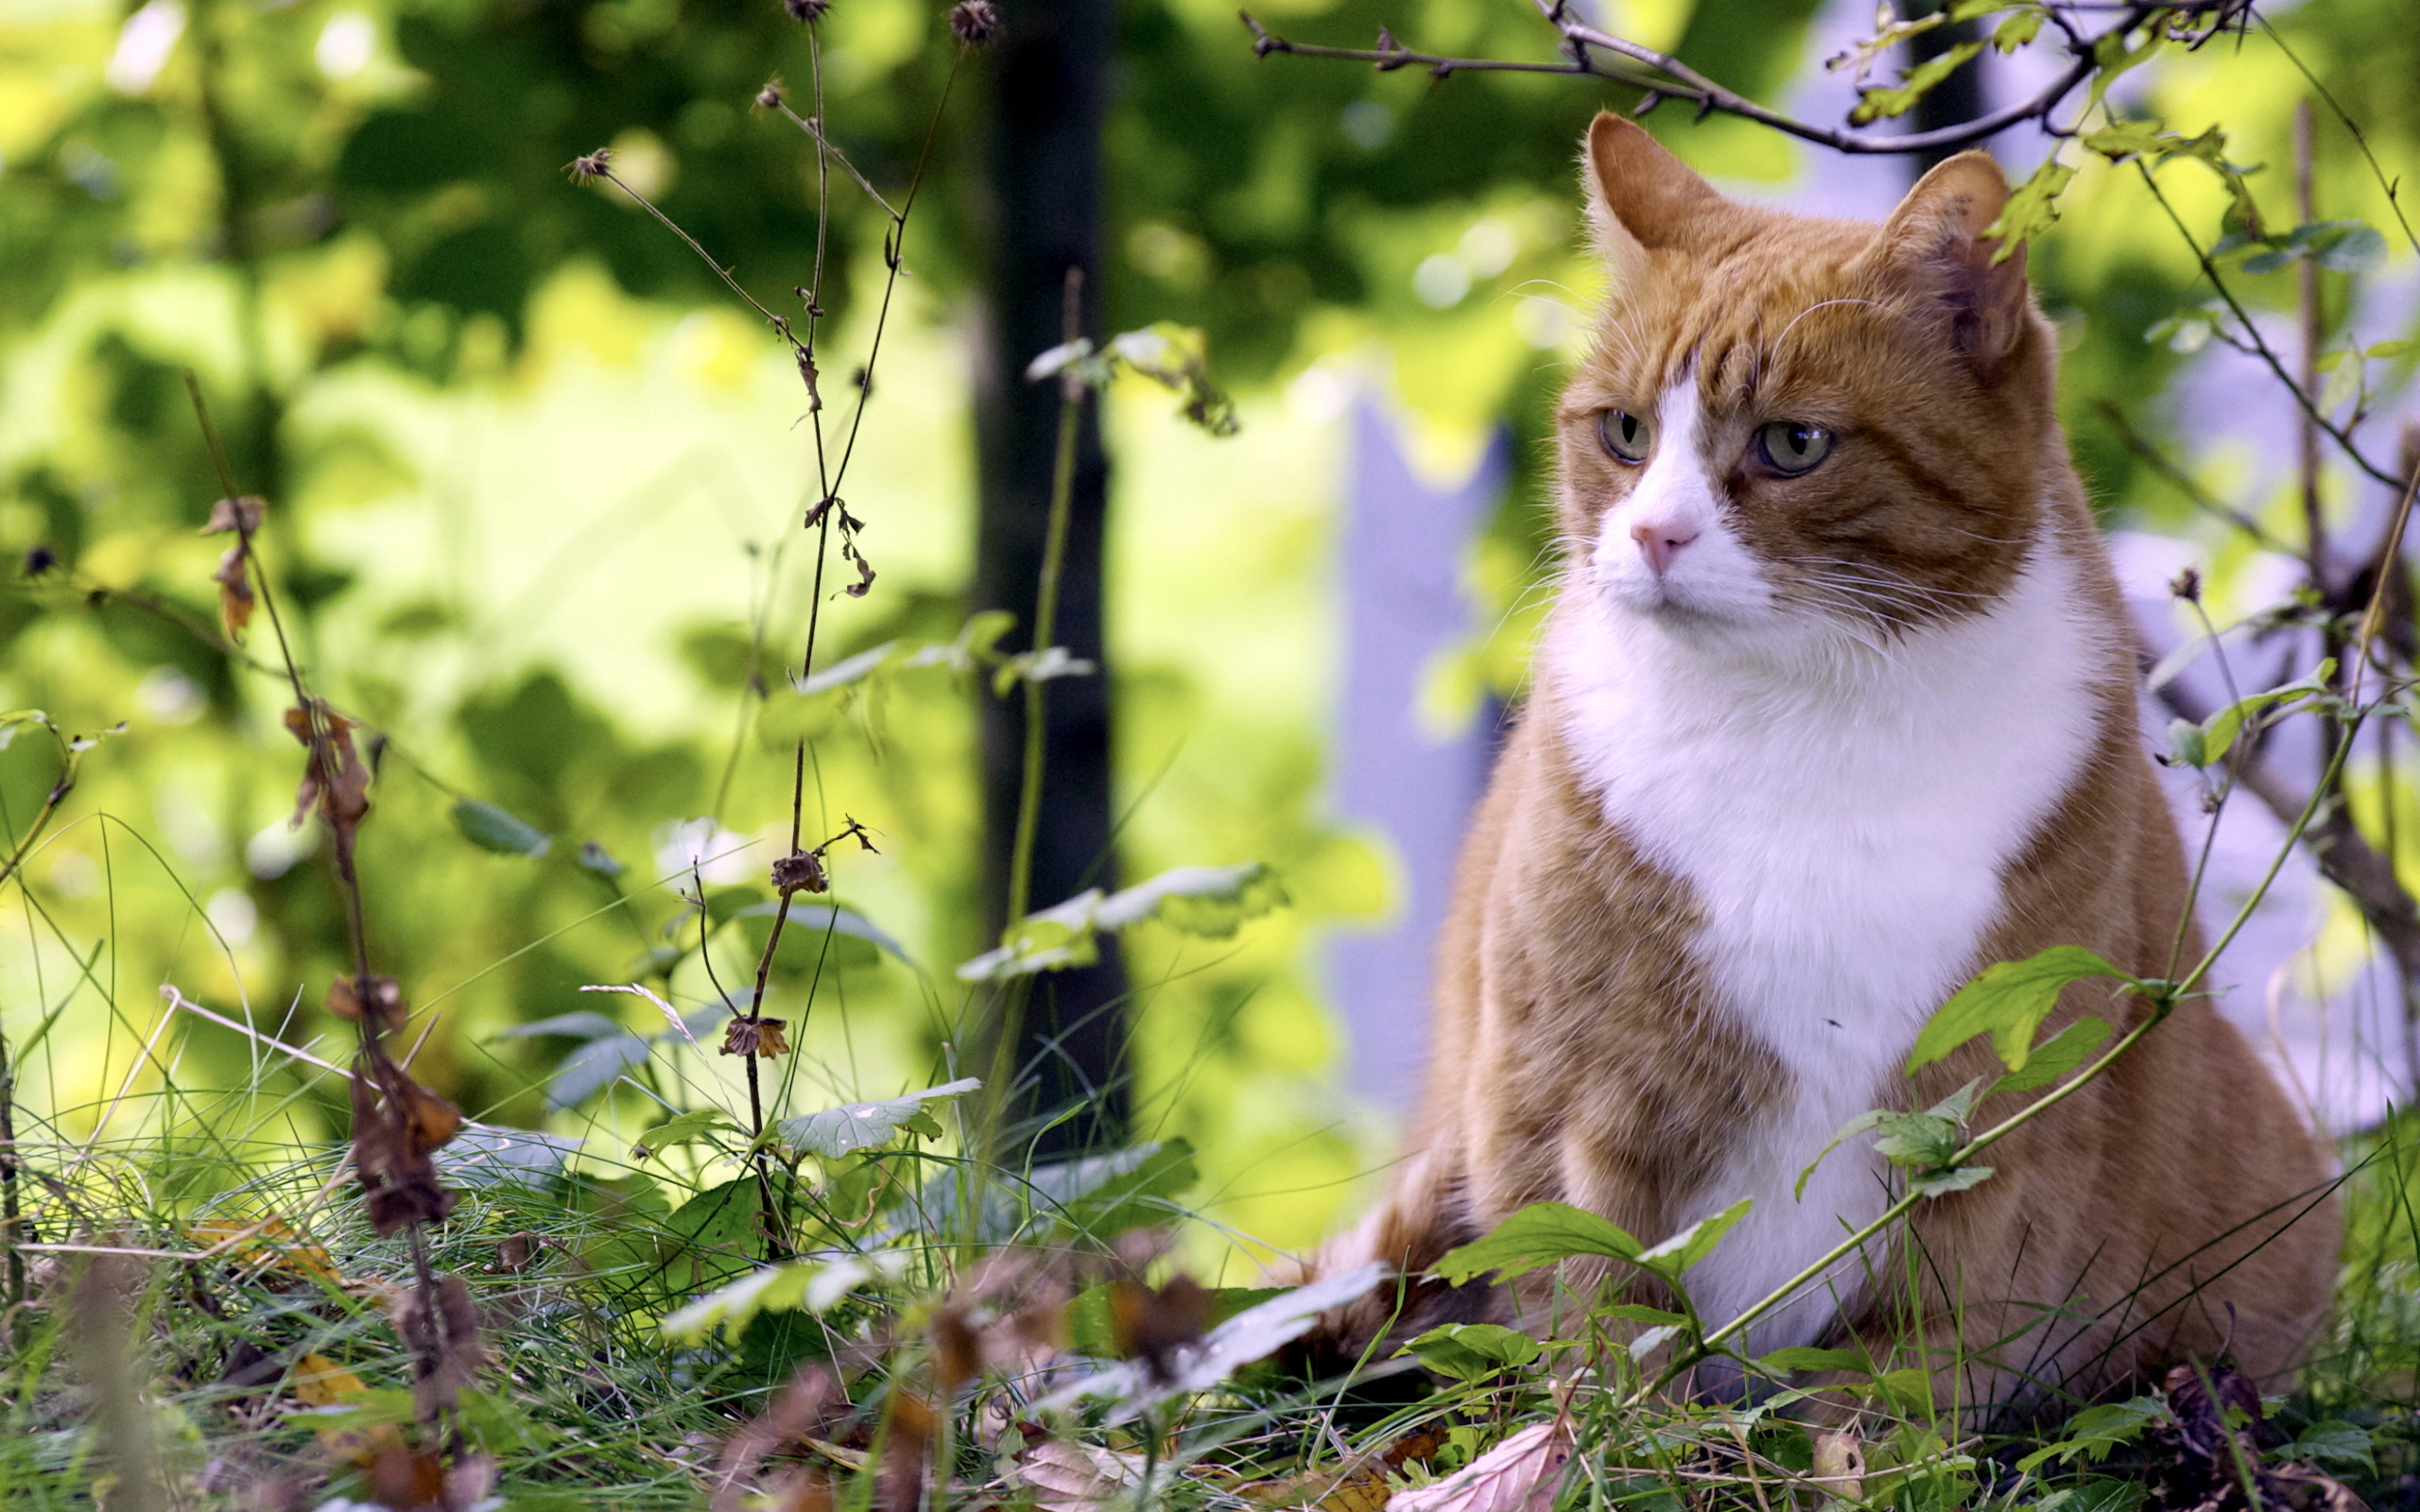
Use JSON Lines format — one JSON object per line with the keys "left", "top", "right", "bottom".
{"left": 1582, "top": 112, "right": 1722, "bottom": 272}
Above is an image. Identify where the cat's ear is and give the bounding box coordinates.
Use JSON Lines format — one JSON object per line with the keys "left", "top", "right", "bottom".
{"left": 1874, "top": 151, "right": 2032, "bottom": 378}
{"left": 1582, "top": 111, "right": 1723, "bottom": 271}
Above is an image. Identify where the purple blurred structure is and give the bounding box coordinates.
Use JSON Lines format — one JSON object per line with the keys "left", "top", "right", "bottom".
{"left": 1326, "top": 399, "right": 1502, "bottom": 1107}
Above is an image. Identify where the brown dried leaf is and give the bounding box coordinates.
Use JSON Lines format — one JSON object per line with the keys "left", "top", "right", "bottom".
{"left": 349, "top": 1067, "right": 459, "bottom": 1236}
{"left": 1386, "top": 1420, "right": 1573, "bottom": 1512}
{"left": 326, "top": 974, "right": 407, "bottom": 1033}
{"left": 285, "top": 701, "right": 372, "bottom": 836}
{"left": 212, "top": 546, "right": 255, "bottom": 638}
{"left": 931, "top": 1301, "right": 980, "bottom": 1398}
{"left": 876, "top": 1392, "right": 935, "bottom": 1512}
{"left": 388, "top": 1270, "right": 488, "bottom": 1423}
{"left": 1108, "top": 1274, "right": 1213, "bottom": 1382}
{"left": 202, "top": 495, "right": 266, "bottom": 535}
{"left": 1243, "top": 1430, "right": 1446, "bottom": 1512}
{"left": 366, "top": 1444, "right": 450, "bottom": 1510}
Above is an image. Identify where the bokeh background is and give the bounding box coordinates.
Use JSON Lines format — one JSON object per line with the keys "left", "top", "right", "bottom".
{"left": 3, "top": 0, "right": 2417, "bottom": 1275}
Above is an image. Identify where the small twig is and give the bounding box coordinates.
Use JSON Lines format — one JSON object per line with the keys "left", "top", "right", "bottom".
{"left": 2135, "top": 163, "right": 2406, "bottom": 492}
{"left": 769, "top": 101, "right": 901, "bottom": 219}
{"left": 1240, "top": 1, "right": 2205, "bottom": 157}
{"left": 2095, "top": 401, "right": 2294, "bottom": 556}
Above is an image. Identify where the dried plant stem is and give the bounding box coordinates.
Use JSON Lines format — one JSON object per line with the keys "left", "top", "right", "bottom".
{"left": 0, "top": 1031, "right": 22, "bottom": 1329}
{"left": 185, "top": 376, "right": 463, "bottom": 1448}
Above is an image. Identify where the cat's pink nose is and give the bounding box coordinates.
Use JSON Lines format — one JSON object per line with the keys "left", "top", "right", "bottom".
{"left": 1632, "top": 520, "right": 1699, "bottom": 576}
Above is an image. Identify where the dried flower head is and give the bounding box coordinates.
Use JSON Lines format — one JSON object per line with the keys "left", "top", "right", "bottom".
{"left": 784, "top": 0, "right": 830, "bottom": 21}
{"left": 568, "top": 148, "right": 613, "bottom": 182}
{"left": 771, "top": 850, "right": 828, "bottom": 895}
{"left": 201, "top": 494, "right": 266, "bottom": 535}
{"left": 2170, "top": 565, "right": 2204, "bottom": 604}
{"left": 948, "top": 0, "right": 999, "bottom": 45}
{"left": 327, "top": 973, "right": 408, "bottom": 1033}
{"left": 721, "top": 1015, "right": 791, "bottom": 1057}
{"left": 756, "top": 78, "right": 785, "bottom": 109}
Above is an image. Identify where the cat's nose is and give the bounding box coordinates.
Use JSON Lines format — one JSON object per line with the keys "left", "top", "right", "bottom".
{"left": 1631, "top": 520, "right": 1699, "bottom": 576}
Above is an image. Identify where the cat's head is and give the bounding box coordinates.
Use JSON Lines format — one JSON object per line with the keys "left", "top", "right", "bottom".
{"left": 1557, "top": 112, "right": 2062, "bottom": 654}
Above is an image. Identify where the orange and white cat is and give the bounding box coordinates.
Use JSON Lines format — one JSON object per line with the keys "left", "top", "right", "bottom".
{"left": 1322, "top": 113, "right": 2339, "bottom": 1410}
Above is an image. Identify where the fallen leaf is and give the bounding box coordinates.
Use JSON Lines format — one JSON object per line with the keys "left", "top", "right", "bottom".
{"left": 288, "top": 1353, "right": 404, "bottom": 1467}
{"left": 1387, "top": 1419, "right": 1573, "bottom": 1512}
{"left": 1812, "top": 1431, "right": 1864, "bottom": 1503}
{"left": 188, "top": 1218, "right": 343, "bottom": 1287}
{"left": 1018, "top": 1439, "right": 1148, "bottom": 1512}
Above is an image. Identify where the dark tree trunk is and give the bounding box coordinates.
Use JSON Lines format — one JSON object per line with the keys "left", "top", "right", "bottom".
{"left": 1906, "top": 0, "right": 1984, "bottom": 177}
{"left": 969, "top": 0, "right": 1127, "bottom": 1152}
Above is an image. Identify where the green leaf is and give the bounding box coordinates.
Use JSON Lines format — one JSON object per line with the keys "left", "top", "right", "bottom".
{"left": 453, "top": 798, "right": 551, "bottom": 856}
{"left": 1985, "top": 156, "right": 2077, "bottom": 262}
{"left": 956, "top": 862, "right": 1288, "bottom": 981}
{"left": 544, "top": 1032, "right": 652, "bottom": 1109}
{"left": 1850, "top": 41, "right": 1983, "bottom": 124}
{"left": 2241, "top": 220, "right": 2388, "bottom": 275}
{"left": 493, "top": 1010, "right": 628, "bottom": 1040}
{"left": 1760, "top": 1347, "right": 1871, "bottom": 1375}
{"left": 1431, "top": 1201, "right": 1644, "bottom": 1286}
{"left": 632, "top": 1108, "right": 740, "bottom": 1157}
{"left": 1051, "top": 1139, "right": 1199, "bottom": 1238}
{"left": 1991, "top": 9, "right": 2043, "bottom": 51}
{"left": 2286, "top": 1421, "right": 2375, "bottom": 1473}
{"left": 1869, "top": 1110, "right": 1963, "bottom": 1170}
{"left": 1638, "top": 1198, "right": 1752, "bottom": 1276}
{"left": 1398, "top": 1322, "right": 1542, "bottom": 1383}
{"left": 1592, "top": 1303, "right": 1689, "bottom": 1327}
{"left": 1991, "top": 1017, "right": 2111, "bottom": 1094}
{"left": 2014, "top": 1398, "right": 2167, "bottom": 1472}
{"left": 660, "top": 1250, "right": 912, "bottom": 1342}
{"left": 771, "top": 1078, "right": 980, "bottom": 1158}
{"left": 1909, "top": 1164, "right": 1995, "bottom": 1197}
{"left": 2367, "top": 339, "right": 2417, "bottom": 361}
{"left": 2182, "top": 662, "right": 2336, "bottom": 768}
{"left": 1098, "top": 860, "right": 1288, "bottom": 937}
{"left": 737, "top": 899, "right": 915, "bottom": 964}
{"left": 1907, "top": 945, "right": 2126, "bottom": 1074}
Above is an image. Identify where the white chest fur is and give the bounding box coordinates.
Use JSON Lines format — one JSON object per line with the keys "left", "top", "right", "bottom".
{"left": 1547, "top": 538, "right": 2106, "bottom": 1353}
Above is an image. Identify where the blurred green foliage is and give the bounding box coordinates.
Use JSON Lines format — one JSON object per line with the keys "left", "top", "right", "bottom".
{"left": 2, "top": 0, "right": 2418, "bottom": 1266}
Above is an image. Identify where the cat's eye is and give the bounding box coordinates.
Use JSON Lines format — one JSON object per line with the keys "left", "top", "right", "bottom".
{"left": 1599, "top": 409, "right": 1652, "bottom": 465}
{"left": 1757, "top": 421, "right": 1835, "bottom": 475}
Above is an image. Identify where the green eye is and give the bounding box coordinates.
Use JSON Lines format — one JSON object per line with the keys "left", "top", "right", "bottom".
{"left": 1599, "top": 409, "right": 1652, "bottom": 464}
{"left": 1758, "top": 421, "right": 1835, "bottom": 475}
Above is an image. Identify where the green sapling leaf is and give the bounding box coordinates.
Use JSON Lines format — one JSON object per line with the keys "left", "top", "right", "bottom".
{"left": 771, "top": 1077, "right": 980, "bottom": 1158}
{"left": 453, "top": 798, "right": 551, "bottom": 856}
{"left": 1398, "top": 1322, "right": 1542, "bottom": 1383}
{"left": 1908, "top": 945, "right": 2126, "bottom": 1074}
{"left": 1431, "top": 1201, "right": 1643, "bottom": 1285}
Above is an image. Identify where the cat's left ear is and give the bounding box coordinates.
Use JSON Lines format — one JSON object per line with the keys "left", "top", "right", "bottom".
{"left": 1873, "top": 151, "right": 2032, "bottom": 379}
